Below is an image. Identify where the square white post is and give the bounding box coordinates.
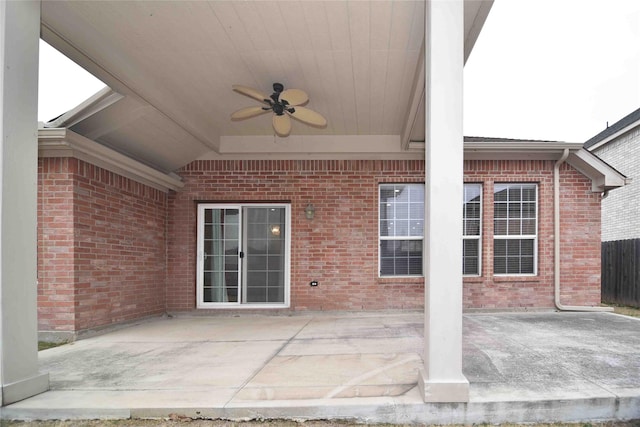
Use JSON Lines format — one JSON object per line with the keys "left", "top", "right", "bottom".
{"left": 418, "top": 0, "right": 469, "bottom": 402}
{"left": 0, "top": 0, "right": 49, "bottom": 405}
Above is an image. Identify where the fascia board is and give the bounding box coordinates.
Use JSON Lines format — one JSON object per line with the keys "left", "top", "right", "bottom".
{"left": 464, "top": 0, "right": 494, "bottom": 63}
{"left": 407, "top": 140, "right": 585, "bottom": 158}
{"left": 38, "top": 128, "right": 183, "bottom": 192}
{"left": 462, "top": 141, "right": 583, "bottom": 160}
{"left": 464, "top": 141, "right": 584, "bottom": 151}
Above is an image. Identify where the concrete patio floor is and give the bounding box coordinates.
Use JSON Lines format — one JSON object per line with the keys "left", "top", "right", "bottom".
{"left": 2, "top": 311, "right": 639, "bottom": 424}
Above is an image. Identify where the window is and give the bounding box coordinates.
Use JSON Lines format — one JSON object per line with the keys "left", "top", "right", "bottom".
{"left": 463, "top": 184, "right": 482, "bottom": 275}
{"left": 379, "top": 184, "right": 424, "bottom": 276}
{"left": 493, "top": 183, "right": 537, "bottom": 275}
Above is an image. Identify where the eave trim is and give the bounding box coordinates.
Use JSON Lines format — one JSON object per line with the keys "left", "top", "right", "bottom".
{"left": 464, "top": 141, "right": 585, "bottom": 152}
{"left": 38, "top": 128, "right": 184, "bottom": 192}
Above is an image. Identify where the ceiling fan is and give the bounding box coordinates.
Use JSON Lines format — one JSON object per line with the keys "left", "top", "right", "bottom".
{"left": 231, "top": 83, "right": 327, "bottom": 137}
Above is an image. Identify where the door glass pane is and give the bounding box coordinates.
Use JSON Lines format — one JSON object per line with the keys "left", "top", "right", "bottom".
{"left": 245, "top": 207, "right": 285, "bottom": 303}
{"left": 202, "top": 208, "right": 239, "bottom": 303}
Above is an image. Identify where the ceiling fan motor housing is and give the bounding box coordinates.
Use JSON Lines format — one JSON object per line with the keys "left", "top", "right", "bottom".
{"left": 270, "top": 83, "right": 293, "bottom": 115}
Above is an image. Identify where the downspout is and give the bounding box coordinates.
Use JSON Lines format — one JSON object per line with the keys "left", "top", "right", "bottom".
{"left": 554, "top": 149, "right": 612, "bottom": 312}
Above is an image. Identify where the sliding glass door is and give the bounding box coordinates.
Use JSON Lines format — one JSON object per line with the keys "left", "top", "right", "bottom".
{"left": 197, "top": 204, "right": 289, "bottom": 307}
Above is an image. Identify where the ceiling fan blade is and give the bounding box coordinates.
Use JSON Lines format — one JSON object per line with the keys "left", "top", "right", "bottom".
{"left": 231, "top": 106, "right": 269, "bottom": 120}
{"left": 280, "top": 88, "right": 309, "bottom": 106}
{"left": 272, "top": 114, "right": 291, "bottom": 137}
{"left": 232, "top": 85, "right": 270, "bottom": 104}
{"left": 288, "top": 106, "right": 327, "bottom": 128}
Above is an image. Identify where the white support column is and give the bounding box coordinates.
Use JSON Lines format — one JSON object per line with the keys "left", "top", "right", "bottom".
{"left": 0, "top": 0, "right": 49, "bottom": 406}
{"left": 418, "top": 0, "right": 469, "bottom": 403}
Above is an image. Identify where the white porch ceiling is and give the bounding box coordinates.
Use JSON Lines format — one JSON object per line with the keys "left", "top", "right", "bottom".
{"left": 41, "top": 1, "right": 492, "bottom": 173}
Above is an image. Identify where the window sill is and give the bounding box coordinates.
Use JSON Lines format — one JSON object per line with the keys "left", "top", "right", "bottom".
{"left": 377, "top": 276, "right": 424, "bottom": 284}
{"left": 463, "top": 276, "right": 484, "bottom": 283}
{"left": 493, "top": 275, "right": 540, "bottom": 283}
{"left": 197, "top": 303, "right": 290, "bottom": 309}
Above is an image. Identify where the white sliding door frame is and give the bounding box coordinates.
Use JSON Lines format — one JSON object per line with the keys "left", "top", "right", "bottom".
{"left": 196, "top": 203, "right": 291, "bottom": 309}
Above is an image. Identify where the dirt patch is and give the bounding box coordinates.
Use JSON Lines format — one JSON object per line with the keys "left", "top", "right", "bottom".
{"left": 609, "top": 304, "right": 640, "bottom": 318}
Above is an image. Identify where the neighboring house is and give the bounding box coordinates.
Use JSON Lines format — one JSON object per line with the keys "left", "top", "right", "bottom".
{"left": 0, "top": 0, "right": 627, "bottom": 406}
{"left": 584, "top": 107, "right": 639, "bottom": 306}
{"left": 584, "top": 108, "right": 640, "bottom": 241}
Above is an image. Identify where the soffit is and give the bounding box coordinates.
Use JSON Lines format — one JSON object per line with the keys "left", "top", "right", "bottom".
{"left": 40, "top": 1, "right": 492, "bottom": 172}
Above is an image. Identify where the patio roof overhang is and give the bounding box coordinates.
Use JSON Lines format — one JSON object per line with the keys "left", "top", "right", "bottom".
{"left": 39, "top": 0, "right": 493, "bottom": 173}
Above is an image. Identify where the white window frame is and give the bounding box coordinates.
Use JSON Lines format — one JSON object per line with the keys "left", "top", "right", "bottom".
{"left": 493, "top": 183, "right": 538, "bottom": 276}
{"left": 463, "top": 183, "right": 482, "bottom": 277}
{"left": 196, "top": 203, "right": 291, "bottom": 309}
{"left": 378, "top": 183, "right": 425, "bottom": 278}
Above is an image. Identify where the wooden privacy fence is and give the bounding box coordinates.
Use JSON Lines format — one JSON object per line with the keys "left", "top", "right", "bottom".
{"left": 601, "top": 239, "right": 640, "bottom": 307}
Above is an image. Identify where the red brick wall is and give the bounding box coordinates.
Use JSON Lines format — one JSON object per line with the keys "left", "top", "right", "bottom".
{"left": 39, "top": 157, "right": 603, "bottom": 329}
{"left": 38, "top": 158, "right": 76, "bottom": 331}
{"left": 167, "top": 159, "right": 602, "bottom": 311}
{"left": 558, "top": 165, "right": 602, "bottom": 306}
{"left": 167, "top": 160, "right": 426, "bottom": 311}
{"left": 463, "top": 160, "right": 602, "bottom": 308}
{"left": 38, "top": 157, "right": 168, "bottom": 332}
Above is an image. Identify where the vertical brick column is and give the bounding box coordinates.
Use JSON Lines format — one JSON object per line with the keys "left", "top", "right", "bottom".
{"left": 38, "top": 158, "right": 76, "bottom": 337}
